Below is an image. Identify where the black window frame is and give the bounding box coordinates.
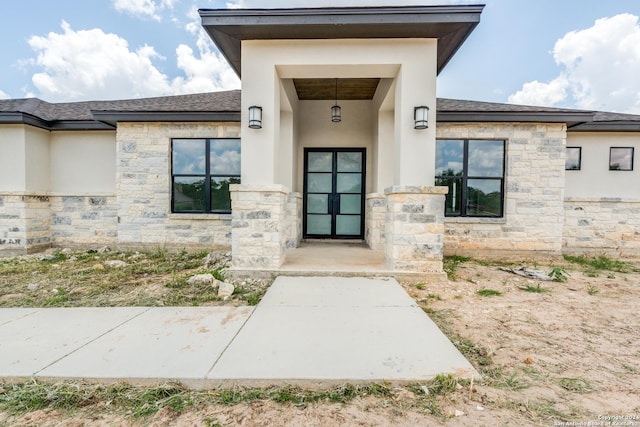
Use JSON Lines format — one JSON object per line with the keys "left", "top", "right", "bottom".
{"left": 609, "top": 147, "right": 634, "bottom": 171}
{"left": 565, "top": 146, "right": 582, "bottom": 171}
{"left": 171, "top": 138, "right": 240, "bottom": 214}
{"left": 435, "top": 139, "right": 506, "bottom": 218}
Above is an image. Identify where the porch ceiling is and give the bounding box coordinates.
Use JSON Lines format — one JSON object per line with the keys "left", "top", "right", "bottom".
{"left": 293, "top": 78, "right": 380, "bottom": 100}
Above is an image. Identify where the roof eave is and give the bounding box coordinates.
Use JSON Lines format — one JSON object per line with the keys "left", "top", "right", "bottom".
{"left": 0, "top": 112, "right": 50, "bottom": 129}
{"left": 199, "top": 5, "right": 484, "bottom": 77}
{"left": 90, "top": 111, "right": 241, "bottom": 125}
{"left": 568, "top": 122, "right": 640, "bottom": 132}
{"left": 437, "top": 111, "right": 594, "bottom": 125}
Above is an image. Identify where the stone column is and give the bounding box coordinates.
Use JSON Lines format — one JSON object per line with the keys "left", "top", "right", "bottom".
{"left": 365, "top": 193, "right": 386, "bottom": 250}
{"left": 384, "top": 186, "right": 447, "bottom": 273}
{"left": 230, "top": 184, "right": 289, "bottom": 269}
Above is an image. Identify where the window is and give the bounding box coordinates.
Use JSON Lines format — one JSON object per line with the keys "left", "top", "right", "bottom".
{"left": 171, "top": 138, "right": 240, "bottom": 213}
{"left": 609, "top": 147, "right": 634, "bottom": 171}
{"left": 436, "top": 139, "right": 505, "bottom": 217}
{"left": 565, "top": 147, "right": 582, "bottom": 170}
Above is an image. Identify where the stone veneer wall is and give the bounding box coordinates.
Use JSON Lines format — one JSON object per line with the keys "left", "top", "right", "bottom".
{"left": 365, "top": 193, "right": 386, "bottom": 250}
{"left": 385, "top": 186, "right": 447, "bottom": 273}
{"left": 230, "top": 184, "right": 289, "bottom": 269}
{"left": 564, "top": 198, "right": 640, "bottom": 257}
{"left": 50, "top": 196, "right": 118, "bottom": 247}
{"left": 116, "top": 122, "right": 239, "bottom": 250}
{"left": 0, "top": 195, "right": 51, "bottom": 256}
{"left": 437, "top": 123, "right": 567, "bottom": 258}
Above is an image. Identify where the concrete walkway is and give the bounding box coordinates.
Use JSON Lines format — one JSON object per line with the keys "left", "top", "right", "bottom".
{"left": 0, "top": 277, "right": 477, "bottom": 388}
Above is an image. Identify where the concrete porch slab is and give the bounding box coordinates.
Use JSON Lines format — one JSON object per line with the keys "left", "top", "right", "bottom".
{"left": 38, "top": 306, "right": 254, "bottom": 384}
{"left": 208, "top": 276, "right": 477, "bottom": 385}
{"left": 227, "top": 242, "right": 447, "bottom": 283}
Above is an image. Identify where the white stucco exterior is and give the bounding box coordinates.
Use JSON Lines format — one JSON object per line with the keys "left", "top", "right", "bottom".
{"left": 566, "top": 132, "right": 640, "bottom": 199}
{"left": 50, "top": 131, "right": 116, "bottom": 195}
{"left": 240, "top": 38, "right": 438, "bottom": 189}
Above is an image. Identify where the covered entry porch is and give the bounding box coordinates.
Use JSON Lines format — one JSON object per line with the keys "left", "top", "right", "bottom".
{"left": 200, "top": 6, "right": 483, "bottom": 278}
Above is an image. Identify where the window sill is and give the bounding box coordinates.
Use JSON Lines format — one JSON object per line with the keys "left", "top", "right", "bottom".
{"left": 444, "top": 217, "right": 506, "bottom": 224}
{"left": 168, "top": 213, "right": 232, "bottom": 221}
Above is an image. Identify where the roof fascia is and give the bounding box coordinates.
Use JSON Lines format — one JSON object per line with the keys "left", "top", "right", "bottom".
{"left": 91, "top": 111, "right": 241, "bottom": 125}
{"left": 0, "top": 112, "right": 50, "bottom": 130}
{"left": 199, "top": 5, "right": 484, "bottom": 77}
{"left": 568, "top": 122, "right": 640, "bottom": 132}
{"left": 437, "top": 111, "right": 595, "bottom": 124}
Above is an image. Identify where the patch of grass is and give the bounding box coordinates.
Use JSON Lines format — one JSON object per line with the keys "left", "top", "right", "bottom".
{"left": 587, "top": 284, "right": 600, "bottom": 295}
{"left": 443, "top": 255, "right": 469, "bottom": 280}
{"left": 563, "top": 254, "right": 632, "bottom": 273}
{"left": 549, "top": 267, "right": 568, "bottom": 282}
{"left": 42, "top": 288, "right": 69, "bottom": 306}
{"left": 558, "top": 377, "right": 593, "bottom": 393}
{"left": 426, "top": 374, "right": 459, "bottom": 395}
{"left": 0, "top": 381, "right": 392, "bottom": 417}
{"left": 415, "top": 283, "right": 426, "bottom": 290}
{"left": 519, "top": 283, "right": 548, "bottom": 293}
{"left": 494, "top": 369, "right": 529, "bottom": 391}
{"left": 476, "top": 288, "right": 502, "bottom": 297}
{"left": 210, "top": 266, "right": 226, "bottom": 282}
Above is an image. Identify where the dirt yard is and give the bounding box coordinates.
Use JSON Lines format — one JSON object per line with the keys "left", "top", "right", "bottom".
{"left": 1, "top": 250, "right": 639, "bottom": 426}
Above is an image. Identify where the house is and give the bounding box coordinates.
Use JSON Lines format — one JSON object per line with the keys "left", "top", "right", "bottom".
{"left": 1, "top": 5, "right": 640, "bottom": 277}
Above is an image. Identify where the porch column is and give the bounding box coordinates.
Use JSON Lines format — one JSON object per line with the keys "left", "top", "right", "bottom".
{"left": 230, "top": 184, "right": 288, "bottom": 269}
{"left": 384, "top": 186, "right": 447, "bottom": 273}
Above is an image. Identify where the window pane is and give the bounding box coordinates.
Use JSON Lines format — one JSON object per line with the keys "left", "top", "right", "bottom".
{"left": 210, "top": 177, "right": 239, "bottom": 212}
{"left": 210, "top": 139, "right": 241, "bottom": 175}
{"left": 308, "top": 152, "right": 333, "bottom": 172}
{"left": 566, "top": 147, "right": 581, "bottom": 170}
{"left": 468, "top": 140, "right": 504, "bottom": 177}
{"left": 436, "top": 140, "right": 464, "bottom": 176}
{"left": 337, "top": 173, "right": 361, "bottom": 193}
{"left": 467, "top": 179, "right": 502, "bottom": 217}
{"left": 173, "top": 177, "right": 206, "bottom": 212}
{"left": 173, "top": 139, "right": 206, "bottom": 175}
{"left": 307, "top": 194, "right": 328, "bottom": 214}
{"left": 337, "top": 152, "right": 362, "bottom": 172}
{"left": 610, "top": 147, "right": 634, "bottom": 171}
{"left": 336, "top": 215, "right": 360, "bottom": 235}
{"left": 307, "top": 173, "right": 332, "bottom": 193}
{"left": 307, "top": 214, "right": 331, "bottom": 235}
{"left": 436, "top": 177, "right": 462, "bottom": 216}
{"left": 340, "top": 194, "right": 361, "bottom": 214}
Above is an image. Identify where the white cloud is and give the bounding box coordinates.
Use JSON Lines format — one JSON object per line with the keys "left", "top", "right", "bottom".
{"left": 508, "top": 14, "right": 640, "bottom": 113}
{"left": 0, "top": 89, "right": 9, "bottom": 99}
{"left": 508, "top": 76, "right": 569, "bottom": 107}
{"left": 25, "top": 21, "right": 239, "bottom": 102}
{"left": 113, "top": 0, "right": 178, "bottom": 21}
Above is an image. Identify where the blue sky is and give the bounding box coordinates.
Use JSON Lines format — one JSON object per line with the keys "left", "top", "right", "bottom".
{"left": 1, "top": 0, "right": 640, "bottom": 113}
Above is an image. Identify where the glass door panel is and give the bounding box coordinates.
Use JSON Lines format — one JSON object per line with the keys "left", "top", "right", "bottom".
{"left": 304, "top": 148, "right": 365, "bottom": 239}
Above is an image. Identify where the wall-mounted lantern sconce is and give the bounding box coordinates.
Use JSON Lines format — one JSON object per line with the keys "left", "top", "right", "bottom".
{"left": 331, "top": 79, "right": 341, "bottom": 123}
{"left": 248, "top": 105, "right": 262, "bottom": 129}
{"left": 414, "top": 106, "right": 429, "bottom": 129}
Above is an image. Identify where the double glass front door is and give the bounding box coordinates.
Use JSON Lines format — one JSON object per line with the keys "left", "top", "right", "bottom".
{"left": 304, "top": 148, "right": 365, "bottom": 239}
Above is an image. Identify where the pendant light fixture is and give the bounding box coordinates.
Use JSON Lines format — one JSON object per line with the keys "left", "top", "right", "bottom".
{"left": 331, "top": 78, "right": 341, "bottom": 123}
